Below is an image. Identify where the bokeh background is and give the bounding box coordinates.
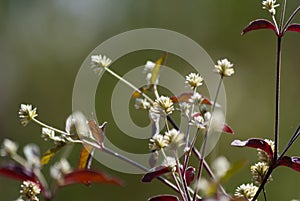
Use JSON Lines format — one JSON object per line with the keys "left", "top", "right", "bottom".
{"left": 0, "top": 0, "right": 299, "bottom": 200}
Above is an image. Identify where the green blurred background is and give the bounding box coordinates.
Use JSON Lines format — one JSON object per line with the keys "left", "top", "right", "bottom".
{"left": 0, "top": 0, "right": 299, "bottom": 200}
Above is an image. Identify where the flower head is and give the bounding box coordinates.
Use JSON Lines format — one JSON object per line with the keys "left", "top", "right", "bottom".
{"left": 257, "top": 139, "right": 274, "bottom": 165}
{"left": 234, "top": 183, "right": 258, "bottom": 200}
{"left": 151, "top": 96, "right": 174, "bottom": 116}
{"left": 135, "top": 98, "right": 151, "bottom": 110}
{"left": 190, "top": 113, "right": 205, "bottom": 129}
{"left": 0, "top": 138, "right": 18, "bottom": 156}
{"left": 214, "top": 59, "right": 234, "bottom": 77}
{"left": 144, "top": 60, "right": 158, "bottom": 85}
{"left": 185, "top": 73, "right": 203, "bottom": 90}
{"left": 41, "top": 128, "right": 65, "bottom": 144}
{"left": 91, "top": 54, "right": 112, "bottom": 75}
{"left": 50, "top": 158, "right": 72, "bottom": 181}
{"left": 251, "top": 162, "right": 272, "bottom": 185}
{"left": 149, "top": 134, "right": 168, "bottom": 151}
{"left": 164, "top": 129, "right": 185, "bottom": 150}
{"left": 19, "top": 104, "right": 38, "bottom": 126}
{"left": 161, "top": 156, "right": 177, "bottom": 171}
{"left": 262, "top": 0, "right": 280, "bottom": 15}
{"left": 19, "top": 181, "right": 41, "bottom": 201}
{"left": 178, "top": 102, "right": 191, "bottom": 119}
{"left": 188, "top": 92, "right": 203, "bottom": 105}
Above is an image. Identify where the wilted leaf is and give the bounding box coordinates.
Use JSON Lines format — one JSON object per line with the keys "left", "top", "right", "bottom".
{"left": 41, "top": 143, "right": 66, "bottom": 165}
{"left": 286, "top": 23, "right": 300, "bottom": 33}
{"left": 148, "top": 195, "right": 179, "bottom": 201}
{"left": 61, "top": 169, "right": 123, "bottom": 186}
{"left": 0, "top": 164, "right": 37, "bottom": 183}
{"left": 242, "top": 19, "right": 277, "bottom": 35}
{"left": 78, "top": 146, "right": 94, "bottom": 170}
{"left": 231, "top": 138, "right": 273, "bottom": 160}
{"left": 222, "top": 123, "right": 234, "bottom": 134}
{"left": 142, "top": 166, "right": 171, "bottom": 182}
{"left": 185, "top": 166, "right": 195, "bottom": 186}
{"left": 150, "top": 53, "right": 168, "bottom": 85}
{"left": 277, "top": 156, "right": 300, "bottom": 172}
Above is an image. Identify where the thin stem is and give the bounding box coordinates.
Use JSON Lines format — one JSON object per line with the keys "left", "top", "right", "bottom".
{"left": 282, "top": 6, "right": 300, "bottom": 33}
{"left": 278, "top": 124, "right": 300, "bottom": 161}
{"left": 263, "top": 187, "right": 267, "bottom": 201}
{"left": 32, "top": 118, "right": 68, "bottom": 136}
{"left": 104, "top": 67, "right": 154, "bottom": 104}
{"left": 172, "top": 173, "right": 187, "bottom": 201}
{"left": 183, "top": 129, "right": 200, "bottom": 171}
{"left": 272, "top": 15, "right": 280, "bottom": 35}
{"left": 11, "top": 154, "right": 27, "bottom": 166}
{"left": 279, "top": 0, "right": 287, "bottom": 30}
{"left": 252, "top": 166, "right": 273, "bottom": 201}
{"left": 175, "top": 151, "right": 191, "bottom": 201}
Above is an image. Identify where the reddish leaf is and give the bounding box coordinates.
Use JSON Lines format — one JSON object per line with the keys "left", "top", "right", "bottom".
{"left": 242, "top": 19, "right": 277, "bottom": 35}
{"left": 171, "top": 92, "right": 218, "bottom": 106}
{"left": 231, "top": 138, "right": 273, "bottom": 160}
{"left": 0, "top": 164, "right": 37, "bottom": 183}
{"left": 286, "top": 23, "right": 300, "bottom": 33}
{"left": 61, "top": 169, "right": 123, "bottom": 186}
{"left": 222, "top": 123, "right": 234, "bottom": 134}
{"left": 142, "top": 166, "right": 171, "bottom": 182}
{"left": 185, "top": 166, "right": 195, "bottom": 186}
{"left": 148, "top": 195, "right": 179, "bottom": 201}
{"left": 78, "top": 146, "right": 94, "bottom": 170}
{"left": 277, "top": 156, "right": 300, "bottom": 172}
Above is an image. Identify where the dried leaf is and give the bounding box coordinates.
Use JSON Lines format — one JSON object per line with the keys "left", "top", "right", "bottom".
{"left": 231, "top": 138, "right": 273, "bottom": 160}
{"left": 148, "top": 195, "right": 179, "bottom": 201}
{"left": 286, "top": 23, "right": 300, "bottom": 33}
{"left": 61, "top": 169, "right": 123, "bottom": 186}
{"left": 171, "top": 92, "right": 220, "bottom": 107}
{"left": 88, "top": 119, "right": 106, "bottom": 146}
{"left": 242, "top": 19, "right": 277, "bottom": 35}
{"left": 185, "top": 166, "right": 195, "bottom": 186}
{"left": 277, "top": 156, "right": 300, "bottom": 172}
{"left": 142, "top": 166, "right": 171, "bottom": 182}
{"left": 40, "top": 143, "right": 66, "bottom": 165}
{"left": 78, "top": 146, "right": 94, "bottom": 170}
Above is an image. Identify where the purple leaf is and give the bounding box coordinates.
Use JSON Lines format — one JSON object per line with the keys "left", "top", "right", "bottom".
{"left": 0, "top": 163, "right": 37, "bottom": 183}
{"left": 185, "top": 166, "right": 195, "bottom": 186}
{"left": 148, "top": 195, "right": 179, "bottom": 201}
{"left": 286, "top": 23, "right": 300, "bottom": 33}
{"left": 242, "top": 19, "right": 277, "bottom": 35}
{"left": 61, "top": 169, "right": 123, "bottom": 186}
{"left": 142, "top": 166, "right": 171, "bottom": 182}
{"left": 222, "top": 123, "right": 234, "bottom": 134}
{"left": 231, "top": 138, "right": 273, "bottom": 160}
{"left": 277, "top": 156, "right": 300, "bottom": 172}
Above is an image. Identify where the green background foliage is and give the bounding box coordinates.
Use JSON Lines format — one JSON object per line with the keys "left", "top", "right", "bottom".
{"left": 0, "top": 0, "right": 299, "bottom": 200}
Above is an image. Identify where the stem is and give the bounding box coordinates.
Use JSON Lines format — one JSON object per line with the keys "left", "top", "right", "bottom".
{"left": 183, "top": 129, "right": 200, "bottom": 171}
{"left": 282, "top": 6, "right": 300, "bottom": 33}
{"left": 104, "top": 67, "right": 154, "bottom": 104}
{"left": 32, "top": 118, "right": 68, "bottom": 136}
{"left": 272, "top": 15, "right": 279, "bottom": 35}
{"left": 263, "top": 187, "right": 267, "bottom": 201}
{"left": 175, "top": 151, "right": 191, "bottom": 201}
{"left": 279, "top": 0, "right": 286, "bottom": 30}
{"left": 252, "top": 166, "right": 273, "bottom": 201}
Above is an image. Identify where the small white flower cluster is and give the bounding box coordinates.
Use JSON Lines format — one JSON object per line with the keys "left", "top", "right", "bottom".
{"left": 149, "top": 129, "right": 185, "bottom": 151}
{"left": 234, "top": 183, "right": 258, "bottom": 200}
{"left": 18, "top": 181, "right": 41, "bottom": 201}
{"left": 135, "top": 98, "right": 151, "bottom": 110}
{"left": 161, "top": 156, "right": 177, "bottom": 171}
{"left": 19, "top": 104, "right": 38, "bottom": 126}
{"left": 262, "top": 0, "right": 280, "bottom": 15}
{"left": 91, "top": 54, "right": 112, "bottom": 75}
{"left": 144, "top": 61, "right": 157, "bottom": 85}
{"left": 41, "top": 128, "right": 65, "bottom": 144}
{"left": 251, "top": 162, "right": 272, "bottom": 185}
{"left": 214, "top": 59, "right": 234, "bottom": 77}
{"left": 150, "top": 96, "right": 174, "bottom": 117}
{"left": 185, "top": 73, "right": 203, "bottom": 90}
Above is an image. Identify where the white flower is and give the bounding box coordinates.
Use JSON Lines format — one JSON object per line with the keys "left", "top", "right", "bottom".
{"left": 135, "top": 98, "right": 151, "bottom": 110}
{"left": 149, "top": 134, "right": 168, "bottom": 151}
{"left": 144, "top": 61, "right": 157, "bottom": 85}
{"left": 23, "top": 144, "right": 40, "bottom": 169}
{"left": 262, "top": 0, "right": 279, "bottom": 15}
{"left": 234, "top": 183, "right": 258, "bottom": 200}
{"left": 189, "top": 92, "right": 203, "bottom": 105}
{"left": 185, "top": 73, "right": 203, "bottom": 90}
{"left": 18, "top": 104, "right": 38, "bottom": 126}
{"left": 0, "top": 138, "right": 18, "bottom": 156}
{"left": 212, "top": 156, "right": 230, "bottom": 179}
{"left": 41, "top": 128, "right": 65, "bottom": 144}
{"left": 214, "top": 58, "right": 234, "bottom": 77}
{"left": 161, "top": 156, "right": 177, "bottom": 169}
{"left": 178, "top": 102, "right": 191, "bottom": 119}
{"left": 151, "top": 96, "right": 174, "bottom": 116}
{"left": 164, "top": 129, "right": 185, "bottom": 150}
{"left": 91, "top": 54, "right": 112, "bottom": 75}
{"left": 50, "top": 158, "right": 72, "bottom": 181}
{"left": 190, "top": 113, "right": 205, "bottom": 129}
{"left": 251, "top": 162, "right": 271, "bottom": 185}
{"left": 19, "top": 181, "right": 41, "bottom": 201}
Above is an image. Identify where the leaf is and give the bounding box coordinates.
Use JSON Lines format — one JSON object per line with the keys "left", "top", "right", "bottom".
{"left": 286, "top": 23, "right": 300, "bottom": 33}
{"left": 148, "top": 195, "right": 179, "bottom": 201}
{"left": 78, "top": 146, "right": 94, "bottom": 170}
{"left": 41, "top": 143, "right": 66, "bottom": 165}
{"left": 185, "top": 166, "right": 195, "bottom": 186}
{"left": 142, "top": 166, "right": 171, "bottom": 182}
{"left": 0, "top": 163, "right": 37, "bottom": 183}
{"left": 132, "top": 84, "right": 154, "bottom": 98}
{"left": 242, "top": 19, "right": 277, "bottom": 35}
{"left": 150, "top": 53, "right": 168, "bottom": 85}
{"left": 222, "top": 123, "right": 234, "bottom": 134}
{"left": 170, "top": 92, "right": 220, "bottom": 107}
{"left": 61, "top": 169, "right": 123, "bottom": 186}
{"left": 231, "top": 138, "right": 273, "bottom": 160}
{"left": 277, "top": 156, "right": 300, "bottom": 172}
{"left": 88, "top": 119, "right": 106, "bottom": 146}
